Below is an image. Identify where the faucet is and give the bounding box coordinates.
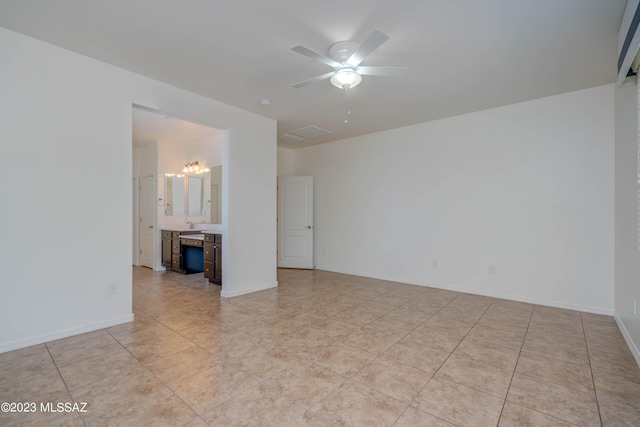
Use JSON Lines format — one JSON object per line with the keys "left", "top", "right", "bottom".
{"left": 186, "top": 221, "right": 194, "bottom": 229}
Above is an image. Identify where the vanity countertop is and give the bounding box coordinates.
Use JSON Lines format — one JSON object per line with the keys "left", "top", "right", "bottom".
{"left": 161, "top": 228, "right": 201, "bottom": 233}
{"left": 160, "top": 225, "right": 222, "bottom": 234}
{"left": 179, "top": 234, "right": 205, "bottom": 241}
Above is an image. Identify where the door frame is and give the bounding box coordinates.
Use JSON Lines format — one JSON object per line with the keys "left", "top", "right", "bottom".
{"left": 132, "top": 174, "right": 156, "bottom": 269}
{"left": 139, "top": 174, "right": 155, "bottom": 269}
{"left": 132, "top": 176, "right": 140, "bottom": 266}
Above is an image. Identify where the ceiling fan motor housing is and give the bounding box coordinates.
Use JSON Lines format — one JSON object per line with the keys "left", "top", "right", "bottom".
{"left": 329, "top": 41, "right": 359, "bottom": 63}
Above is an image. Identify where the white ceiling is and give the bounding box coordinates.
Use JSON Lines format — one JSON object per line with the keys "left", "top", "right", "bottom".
{"left": 132, "top": 107, "right": 221, "bottom": 148}
{"left": 0, "top": 0, "right": 627, "bottom": 148}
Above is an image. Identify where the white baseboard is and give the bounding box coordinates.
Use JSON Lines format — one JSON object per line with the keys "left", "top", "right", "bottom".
{"left": 317, "top": 266, "right": 614, "bottom": 316}
{"left": 614, "top": 312, "right": 640, "bottom": 368}
{"left": 221, "top": 281, "right": 278, "bottom": 298}
{"left": 0, "top": 313, "right": 135, "bottom": 354}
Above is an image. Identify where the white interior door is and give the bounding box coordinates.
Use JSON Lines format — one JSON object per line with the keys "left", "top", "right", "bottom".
{"left": 140, "top": 175, "right": 154, "bottom": 268}
{"left": 278, "top": 176, "right": 313, "bottom": 269}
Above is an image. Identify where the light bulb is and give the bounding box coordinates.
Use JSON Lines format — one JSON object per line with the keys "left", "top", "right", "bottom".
{"left": 330, "top": 68, "right": 362, "bottom": 90}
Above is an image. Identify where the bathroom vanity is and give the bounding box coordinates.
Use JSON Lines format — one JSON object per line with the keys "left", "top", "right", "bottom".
{"left": 161, "top": 229, "right": 222, "bottom": 285}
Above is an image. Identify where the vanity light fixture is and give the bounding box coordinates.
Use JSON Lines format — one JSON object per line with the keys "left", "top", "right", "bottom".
{"left": 182, "top": 161, "right": 210, "bottom": 175}
{"left": 183, "top": 161, "right": 199, "bottom": 173}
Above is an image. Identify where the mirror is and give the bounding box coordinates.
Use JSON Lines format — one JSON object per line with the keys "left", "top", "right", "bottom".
{"left": 164, "top": 175, "right": 185, "bottom": 216}
{"left": 164, "top": 166, "right": 221, "bottom": 222}
{"left": 188, "top": 175, "right": 205, "bottom": 216}
{"left": 209, "top": 166, "right": 222, "bottom": 224}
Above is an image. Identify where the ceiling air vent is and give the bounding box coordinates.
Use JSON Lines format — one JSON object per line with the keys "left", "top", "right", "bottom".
{"left": 290, "top": 126, "right": 332, "bottom": 139}
{"left": 278, "top": 133, "right": 305, "bottom": 144}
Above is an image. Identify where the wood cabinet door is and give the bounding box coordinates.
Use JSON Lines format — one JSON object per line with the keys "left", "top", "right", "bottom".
{"left": 213, "top": 241, "right": 222, "bottom": 284}
{"left": 161, "top": 238, "right": 172, "bottom": 267}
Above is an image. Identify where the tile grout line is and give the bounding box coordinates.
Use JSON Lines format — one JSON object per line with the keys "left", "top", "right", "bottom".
{"left": 495, "top": 303, "right": 533, "bottom": 426}
{"left": 402, "top": 293, "right": 498, "bottom": 424}
{"left": 581, "top": 313, "right": 605, "bottom": 427}
{"left": 284, "top": 288, "right": 452, "bottom": 426}
{"left": 128, "top": 271, "right": 235, "bottom": 425}
{"left": 500, "top": 310, "right": 598, "bottom": 426}
{"left": 107, "top": 311, "right": 270, "bottom": 426}
{"left": 103, "top": 311, "right": 224, "bottom": 426}
{"left": 43, "top": 343, "right": 89, "bottom": 427}
{"left": 297, "top": 287, "right": 441, "bottom": 426}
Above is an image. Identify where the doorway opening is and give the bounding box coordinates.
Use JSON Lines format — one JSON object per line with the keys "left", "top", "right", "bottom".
{"left": 132, "top": 106, "right": 223, "bottom": 273}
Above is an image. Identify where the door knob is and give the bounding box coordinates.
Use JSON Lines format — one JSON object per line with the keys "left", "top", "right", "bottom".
{"left": 148, "top": 225, "right": 153, "bottom": 229}
{"left": 306, "top": 225, "right": 312, "bottom": 229}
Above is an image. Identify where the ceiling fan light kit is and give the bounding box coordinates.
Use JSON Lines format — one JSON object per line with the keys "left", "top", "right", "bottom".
{"left": 330, "top": 67, "right": 362, "bottom": 89}
{"left": 291, "top": 29, "right": 407, "bottom": 90}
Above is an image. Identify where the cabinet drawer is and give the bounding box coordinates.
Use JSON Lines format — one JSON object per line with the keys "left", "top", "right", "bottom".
{"left": 161, "top": 230, "right": 172, "bottom": 239}
{"left": 172, "top": 241, "right": 181, "bottom": 253}
{"left": 204, "top": 245, "right": 214, "bottom": 261}
{"left": 204, "top": 234, "right": 222, "bottom": 242}
{"left": 172, "top": 231, "right": 181, "bottom": 239}
{"left": 171, "top": 254, "right": 182, "bottom": 270}
{"left": 204, "top": 261, "right": 214, "bottom": 279}
{"left": 181, "top": 239, "right": 203, "bottom": 247}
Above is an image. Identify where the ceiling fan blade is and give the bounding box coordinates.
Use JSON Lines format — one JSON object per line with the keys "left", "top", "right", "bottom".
{"left": 292, "top": 71, "right": 336, "bottom": 88}
{"left": 356, "top": 66, "right": 408, "bottom": 77}
{"left": 346, "top": 29, "right": 390, "bottom": 67}
{"left": 291, "top": 46, "right": 342, "bottom": 68}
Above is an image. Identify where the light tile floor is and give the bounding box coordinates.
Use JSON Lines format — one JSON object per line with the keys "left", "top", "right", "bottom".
{"left": 1, "top": 267, "right": 640, "bottom": 426}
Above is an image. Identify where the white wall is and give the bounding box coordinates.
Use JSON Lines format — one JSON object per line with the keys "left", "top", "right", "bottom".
{"left": 294, "top": 85, "right": 615, "bottom": 314}
{"left": 278, "top": 146, "right": 294, "bottom": 177}
{"left": 0, "top": 27, "right": 277, "bottom": 352}
{"left": 132, "top": 146, "right": 142, "bottom": 177}
{"left": 614, "top": 82, "right": 640, "bottom": 364}
{"left": 187, "top": 134, "right": 223, "bottom": 170}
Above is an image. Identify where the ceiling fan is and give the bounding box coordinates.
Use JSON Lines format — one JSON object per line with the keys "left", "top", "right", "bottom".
{"left": 291, "top": 29, "right": 407, "bottom": 90}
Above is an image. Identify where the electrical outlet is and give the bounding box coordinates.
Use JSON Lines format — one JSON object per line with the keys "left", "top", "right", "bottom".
{"left": 488, "top": 265, "right": 497, "bottom": 275}
{"left": 432, "top": 259, "right": 439, "bottom": 268}
{"left": 107, "top": 282, "right": 118, "bottom": 295}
